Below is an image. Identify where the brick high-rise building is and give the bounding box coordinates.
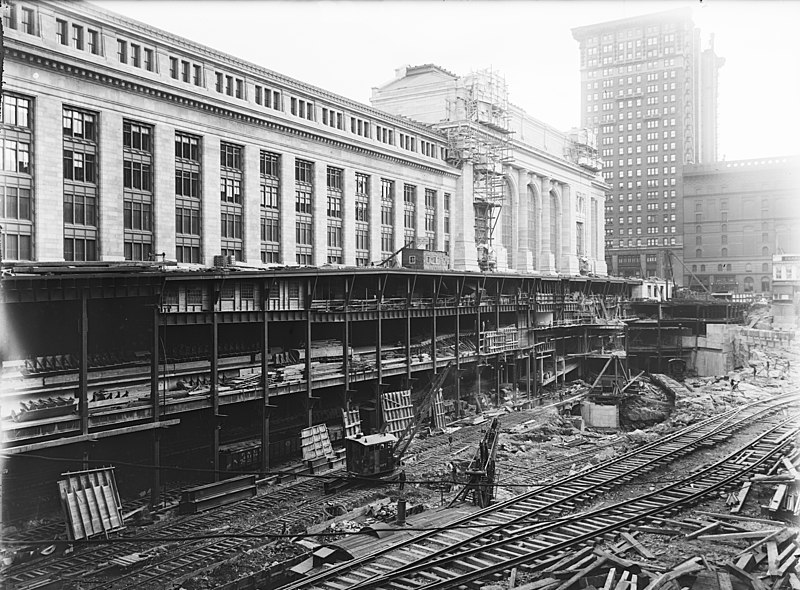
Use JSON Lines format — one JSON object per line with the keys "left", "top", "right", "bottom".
{"left": 573, "top": 8, "right": 724, "bottom": 283}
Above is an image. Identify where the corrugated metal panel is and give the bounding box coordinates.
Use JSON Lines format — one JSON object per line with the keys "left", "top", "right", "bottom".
{"left": 57, "top": 467, "right": 125, "bottom": 541}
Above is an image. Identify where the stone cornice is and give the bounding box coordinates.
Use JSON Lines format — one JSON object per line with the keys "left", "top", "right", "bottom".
{"left": 48, "top": 1, "right": 443, "bottom": 140}
{"left": 7, "top": 45, "right": 460, "bottom": 179}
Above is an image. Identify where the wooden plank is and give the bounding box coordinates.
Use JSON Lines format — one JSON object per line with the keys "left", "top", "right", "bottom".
{"left": 686, "top": 521, "right": 720, "bottom": 540}
{"left": 769, "top": 485, "right": 788, "bottom": 512}
{"left": 724, "top": 563, "right": 769, "bottom": 590}
{"left": 731, "top": 481, "right": 752, "bottom": 513}
{"left": 543, "top": 546, "right": 595, "bottom": 573}
{"left": 88, "top": 484, "right": 112, "bottom": 532}
{"left": 700, "top": 529, "right": 781, "bottom": 541}
{"left": 80, "top": 487, "right": 103, "bottom": 534}
{"left": 789, "top": 573, "right": 800, "bottom": 589}
{"left": 735, "top": 529, "right": 789, "bottom": 557}
{"left": 65, "top": 490, "right": 83, "bottom": 540}
{"left": 612, "top": 570, "right": 630, "bottom": 590}
{"left": 694, "top": 511, "right": 787, "bottom": 527}
{"left": 602, "top": 567, "right": 617, "bottom": 590}
{"left": 621, "top": 532, "right": 655, "bottom": 559}
{"left": 778, "top": 555, "right": 800, "bottom": 577}
{"left": 768, "top": 541, "right": 780, "bottom": 576}
{"left": 716, "top": 571, "right": 734, "bottom": 590}
{"left": 553, "top": 556, "right": 608, "bottom": 590}
{"left": 102, "top": 485, "right": 123, "bottom": 529}
{"left": 74, "top": 489, "right": 95, "bottom": 538}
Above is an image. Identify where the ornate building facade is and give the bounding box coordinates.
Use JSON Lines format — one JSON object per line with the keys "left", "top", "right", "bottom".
{"left": 371, "top": 64, "right": 608, "bottom": 275}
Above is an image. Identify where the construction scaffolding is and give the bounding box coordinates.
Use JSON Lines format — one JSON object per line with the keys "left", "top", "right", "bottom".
{"left": 444, "top": 68, "right": 514, "bottom": 270}
{"left": 564, "top": 128, "right": 603, "bottom": 173}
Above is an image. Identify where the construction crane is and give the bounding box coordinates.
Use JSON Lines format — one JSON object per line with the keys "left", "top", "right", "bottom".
{"left": 663, "top": 250, "right": 711, "bottom": 295}
{"left": 344, "top": 362, "right": 454, "bottom": 479}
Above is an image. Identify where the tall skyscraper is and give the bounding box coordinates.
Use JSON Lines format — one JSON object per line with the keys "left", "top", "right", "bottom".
{"left": 573, "top": 8, "right": 724, "bottom": 282}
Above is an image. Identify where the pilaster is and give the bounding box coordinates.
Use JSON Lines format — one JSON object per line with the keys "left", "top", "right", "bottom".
{"left": 560, "top": 182, "right": 579, "bottom": 274}
{"left": 279, "top": 154, "right": 296, "bottom": 264}
{"left": 154, "top": 123, "right": 176, "bottom": 261}
{"left": 313, "top": 161, "right": 327, "bottom": 265}
{"left": 243, "top": 144, "right": 261, "bottom": 263}
{"left": 99, "top": 110, "right": 124, "bottom": 261}
{"left": 369, "top": 175, "right": 382, "bottom": 262}
{"left": 342, "top": 167, "right": 356, "bottom": 266}
{"left": 517, "top": 167, "right": 532, "bottom": 272}
{"left": 393, "top": 180, "right": 404, "bottom": 253}
{"left": 34, "top": 95, "right": 64, "bottom": 261}
{"left": 201, "top": 134, "right": 221, "bottom": 265}
{"left": 452, "top": 162, "right": 478, "bottom": 271}
{"left": 539, "top": 175, "right": 555, "bottom": 272}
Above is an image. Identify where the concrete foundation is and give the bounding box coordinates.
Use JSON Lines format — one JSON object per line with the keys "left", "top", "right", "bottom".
{"left": 581, "top": 402, "right": 619, "bottom": 429}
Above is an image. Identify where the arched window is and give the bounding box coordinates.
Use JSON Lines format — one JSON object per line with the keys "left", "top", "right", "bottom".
{"left": 721, "top": 224, "right": 727, "bottom": 233}
{"left": 700, "top": 264, "right": 706, "bottom": 272}
{"left": 691, "top": 265, "right": 697, "bottom": 272}
{"left": 717, "top": 264, "right": 723, "bottom": 272}
{"left": 762, "top": 246, "right": 770, "bottom": 256}
{"left": 721, "top": 248, "right": 728, "bottom": 257}
{"left": 696, "top": 236, "right": 702, "bottom": 245}
{"left": 762, "top": 262, "right": 769, "bottom": 272}
{"left": 743, "top": 277, "right": 754, "bottom": 292}
{"left": 761, "top": 276, "right": 771, "bottom": 292}
{"left": 695, "top": 248, "right": 702, "bottom": 258}
{"left": 696, "top": 225, "right": 702, "bottom": 234}
{"left": 721, "top": 235, "right": 727, "bottom": 245}
{"left": 745, "top": 263, "right": 752, "bottom": 272}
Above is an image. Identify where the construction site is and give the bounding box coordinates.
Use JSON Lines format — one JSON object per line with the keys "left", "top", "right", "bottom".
{"left": 1, "top": 262, "right": 798, "bottom": 590}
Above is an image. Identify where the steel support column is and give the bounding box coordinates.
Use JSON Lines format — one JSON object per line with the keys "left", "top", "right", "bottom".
{"left": 260, "top": 288, "right": 270, "bottom": 474}
{"left": 151, "top": 296, "right": 161, "bottom": 507}
{"left": 210, "top": 287, "right": 220, "bottom": 481}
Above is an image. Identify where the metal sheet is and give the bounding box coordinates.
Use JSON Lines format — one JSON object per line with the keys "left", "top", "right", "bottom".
{"left": 301, "top": 424, "right": 334, "bottom": 461}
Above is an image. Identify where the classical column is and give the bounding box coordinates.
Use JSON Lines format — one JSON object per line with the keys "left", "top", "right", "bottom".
{"left": 517, "top": 167, "right": 532, "bottom": 272}
{"left": 279, "top": 154, "right": 296, "bottom": 264}
{"left": 35, "top": 95, "right": 64, "bottom": 261}
{"left": 539, "top": 175, "right": 555, "bottom": 272}
{"left": 243, "top": 144, "right": 261, "bottom": 263}
{"left": 453, "top": 161, "right": 478, "bottom": 271}
{"left": 201, "top": 135, "right": 221, "bottom": 266}
{"left": 154, "top": 124, "right": 176, "bottom": 261}
{"left": 560, "top": 181, "right": 579, "bottom": 274}
{"left": 99, "top": 110, "right": 124, "bottom": 261}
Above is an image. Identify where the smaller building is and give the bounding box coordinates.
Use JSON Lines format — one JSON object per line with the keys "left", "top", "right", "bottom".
{"left": 683, "top": 157, "right": 800, "bottom": 295}
{"left": 401, "top": 248, "right": 449, "bottom": 271}
{"left": 772, "top": 253, "right": 800, "bottom": 328}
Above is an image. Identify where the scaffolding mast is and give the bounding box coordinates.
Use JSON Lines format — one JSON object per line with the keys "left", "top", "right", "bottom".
{"left": 444, "top": 68, "right": 514, "bottom": 270}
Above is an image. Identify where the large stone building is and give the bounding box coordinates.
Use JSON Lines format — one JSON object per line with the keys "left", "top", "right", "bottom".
{"left": 682, "top": 156, "right": 800, "bottom": 295}
{"left": 0, "top": 1, "right": 607, "bottom": 276}
{"left": 371, "top": 65, "right": 608, "bottom": 275}
{"left": 572, "top": 8, "right": 724, "bottom": 282}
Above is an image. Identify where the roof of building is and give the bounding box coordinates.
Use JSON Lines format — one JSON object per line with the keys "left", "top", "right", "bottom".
{"left": 571, "top": 7, "right": 693, "bottom": 39}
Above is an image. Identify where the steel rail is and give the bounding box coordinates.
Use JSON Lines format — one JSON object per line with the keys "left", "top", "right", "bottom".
{"left": 350, "top": 416, "right": 798, "bottom": 590}
{"left": 286, "top": 392, "right": 799, "bottom": 589}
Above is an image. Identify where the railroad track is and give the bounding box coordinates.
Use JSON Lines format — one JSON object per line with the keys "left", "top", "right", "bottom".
{"left": 285, "top": 394, "right": 800, "bottom": 589}
{"left": 4, "top": 477, "right": 321, "bottom": 589}
{"left": 4, "top": 408, "right": 521, "bottom": 589}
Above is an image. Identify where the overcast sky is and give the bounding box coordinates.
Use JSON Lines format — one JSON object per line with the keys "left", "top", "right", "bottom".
{"left": 94, "top": 0, "right": 800, "bottom": 162}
